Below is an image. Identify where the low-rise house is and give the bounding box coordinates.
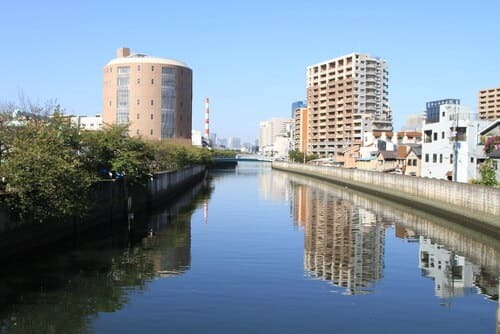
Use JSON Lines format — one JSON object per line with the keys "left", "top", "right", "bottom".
{"left": 479, "top": 120, "right": 500, "bottom": 182}
{"left": 356, "top": 156, "right": 378, "bottom": 171}
{"left": 376, "top": 150, "right": 399, "bottom": 172}
{"left": 405, "top": 145, "right": 422, "bottom": 176}
{"left": 336, "top": 146, "right": 360, "bottom": 169}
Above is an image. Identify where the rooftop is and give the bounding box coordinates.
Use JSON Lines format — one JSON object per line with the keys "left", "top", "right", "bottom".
{"left": 106, "top": 47, "right": 189, "bottom": 68}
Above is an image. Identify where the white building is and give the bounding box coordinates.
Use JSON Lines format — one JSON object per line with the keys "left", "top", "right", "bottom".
{"left": 259, "top": 118, "right": 293, "bottom": 156}
{"left": 192, "top": 130, "right": 203, "bottom": 147}
{"left": 421, "top": 104, "right": 487, "bottom": 182}
{"left": 419, "top": 237, "right": 477, "bottom": 299}
{"left": 71, "top": 115, "right": 103, "bottom": 131}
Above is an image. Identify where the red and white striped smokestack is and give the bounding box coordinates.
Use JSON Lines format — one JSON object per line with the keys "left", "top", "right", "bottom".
{"left": 204, "top": 97, "right": 210, "bottom": 139}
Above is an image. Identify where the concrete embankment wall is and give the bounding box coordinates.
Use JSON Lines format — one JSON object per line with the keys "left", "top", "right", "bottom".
{"left": 147, "top": 165, "right": 207, "bottom": 209}
{"left": 83, "top": 165, "right": 207, "bottom": 224}
{"left": 0, "top": 165, "right": 207, "bottom": 258}
{"left": 272, "top": 161, "right": 500, "bottom": 236}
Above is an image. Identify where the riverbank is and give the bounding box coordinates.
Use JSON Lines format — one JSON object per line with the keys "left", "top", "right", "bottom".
{"left": 0, "top": 165, "right": 207, "bottom": 259}
{"left": 272, "top": 161, "right": 500, "bottom": 238}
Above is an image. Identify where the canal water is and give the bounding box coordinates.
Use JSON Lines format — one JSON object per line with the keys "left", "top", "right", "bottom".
{"left": 0, "top": 162, "right": 498, "bottom": 333}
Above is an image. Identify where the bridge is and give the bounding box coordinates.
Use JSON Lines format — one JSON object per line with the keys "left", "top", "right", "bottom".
{"left": 235, "top": 154, "right": 274, "bottom": 162}
{"left": 211, "top": 154, "right": 274, "bottom": 169}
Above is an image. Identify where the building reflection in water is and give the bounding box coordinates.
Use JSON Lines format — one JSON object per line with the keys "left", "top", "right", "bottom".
{"left": 287, "top": 171, "right": 499, "bottom": 306}
{"left": 419, "top": 236, "right": 478, "bottom": 299}
{"left": 291, "top": 183, "right": 385, "bottom": 295}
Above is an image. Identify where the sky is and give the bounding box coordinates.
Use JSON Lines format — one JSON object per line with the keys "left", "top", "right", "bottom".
{"left": 0, "top": 0, "right": 499, "bottom": 143}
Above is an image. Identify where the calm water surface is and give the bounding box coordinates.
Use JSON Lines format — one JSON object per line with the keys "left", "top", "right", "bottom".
{"left": 1, "top": 162, "right": 499, "bottom": 333}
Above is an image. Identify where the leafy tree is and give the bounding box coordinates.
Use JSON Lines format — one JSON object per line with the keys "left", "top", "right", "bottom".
{"left": 79, "top": 125, "right": 155, "bottom": 184}
{"left": 478, "top": 161, "right": 497, "bottom": 186}
{"left": 289, "top": 150, "right": 304, "bottom": 162}
{"left": 288, "top": 150, "right": 319, "bottom": 163}
{"left": 0, "top": 112, "right": 94, "bottom": 221}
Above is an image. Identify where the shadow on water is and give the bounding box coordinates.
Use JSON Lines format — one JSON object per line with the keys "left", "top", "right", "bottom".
{"left": 0, "top": 177, "right": 213, "bottom": 334}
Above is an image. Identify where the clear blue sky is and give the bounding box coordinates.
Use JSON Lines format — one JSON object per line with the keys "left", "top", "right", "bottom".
{"left": 1, "top": 1, "right": 499, "bottom": 143}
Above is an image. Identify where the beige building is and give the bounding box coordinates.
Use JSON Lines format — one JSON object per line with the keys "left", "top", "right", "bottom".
{"left": 306, "top": 53, "right": 390, "bottom": 158}
{"left": 478, "top": 87, "right": 500, "bottom": 121}
{"left": 293, "top": 107, "right": 308, "bottom": 153}
{"left": 103, "top": 47, "right": 192, "bottom": 141}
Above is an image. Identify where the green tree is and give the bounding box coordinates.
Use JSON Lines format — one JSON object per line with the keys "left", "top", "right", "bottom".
{"left": 478, "top": 161, "right": 497, "bottom": 186}
{"left": 0, "top": 112, "right": 94, "bottom": 221}
{"left": 79, "top": 125, "right": 155, "bottom": 184}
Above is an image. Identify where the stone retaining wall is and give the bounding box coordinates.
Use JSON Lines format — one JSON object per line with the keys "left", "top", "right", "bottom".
{"left": 272, "top": 161, "right": 500, "bottom": 235}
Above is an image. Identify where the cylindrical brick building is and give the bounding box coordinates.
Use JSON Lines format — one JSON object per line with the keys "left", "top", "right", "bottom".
{"left": 103, "top": 47, "right": 192, "bottom": 141}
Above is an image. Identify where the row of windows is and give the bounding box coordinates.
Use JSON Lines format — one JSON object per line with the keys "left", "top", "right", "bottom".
{"left": 136, "top": 113, "right": 155, "bottom": 120}
{"left": 106, "top": 65, "right": 179, "bottom": 73}
{"left": 425, "top": 153, "right": 449, "bottom": 163}
{"left": 136, "top": 129, "right": 155, "bottom": 136}
{"left": 424, "top": 153, "right": 476, "bottom": 164}
{"left": 134, "top": 129, "right": 184, "bottom": 137}
{"left": 109, "top": 99, "right": 157, "bottom": 107}
{"left": 407, "top": 159, "right": 418, "bottom": 166}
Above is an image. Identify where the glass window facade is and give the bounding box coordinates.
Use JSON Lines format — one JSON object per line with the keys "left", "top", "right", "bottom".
{"left": 161, "top": 67, "right": 176, "bottom": 138}
{"left": 116, "top": 66, "right": 130, "bottom": 125}
{"left": 425, "top": 99, "right": 460, "bottom": 123}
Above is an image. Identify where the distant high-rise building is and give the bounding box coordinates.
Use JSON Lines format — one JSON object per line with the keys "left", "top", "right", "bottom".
{"left": 307, "top": 53, "right": 390, "bottom": 157}
{"left": 293, "top": 107, "right": 308, "bottom": 153}
{"left": 103, "top": 47, "right": 192, "bottom": 141}
{"left": 228, "top": 137, "right": 241, "bottom": 150}
{"left": 425, "top": 99, "right": 460, "bottom": 124}
{"left": 478, "top": 87, "right": 500, "bottom": 121}
{"left": 259, "top": 118, "right": 293, "bottom": 155}
{"left": 291, "top": 100, "right": 306, "bottom": 117}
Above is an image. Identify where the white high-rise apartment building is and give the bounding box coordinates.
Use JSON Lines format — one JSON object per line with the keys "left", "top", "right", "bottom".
{"left": 307, "top": 53, "right": 390, "bottom": 157}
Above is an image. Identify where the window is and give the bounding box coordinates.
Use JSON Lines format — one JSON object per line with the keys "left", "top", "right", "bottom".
{"left": 413, "top": 159, "right": 417, "bottom": 166}
{"left": 450, "top": 154, "right": 454, "bottom": 164}
{"left": 151, "top": 99, "right": 154, "bottom": 106}
{"left": 150, "top": 129, "right": 153, "bottom": 135}
{"left": 150, "top": 114, "right": 154, "bottom": 120}
{"left": 441, "top": 131, "right": 445, "bottom": 139}
{"left": 137, "top": 78, "right": 140, "bottom": 84}
{"left": 470, "top": 157, "right": 474, "bottom": 163}
{"left": 433, "top": 132, "right": 437, "bottom": 141}
{"left": 137, "top": 114, "right": 140, "bottom": 119}
{"left": 425, "top": 154, "right": 429, "bottom": 162}
{"left": 433, "top": 154, "right": 437, "bottom": 163}
{"left": 439, "top": 154, "right": 443, "bottom": 163}
{"left": 151, "top": 79, "right": 154, "bottom": 84}
{"left": 152, "top": 66, "right": 154, "bottom": 71}
{"left": 137, "top": 65, "right": 140, "bottom": 71}
{"left": 137, "top": 129, "right": 140, "bottom": 135}
{"left": 424, "top": 130, "right": 432, "bottom": 143}
{"left": 137, "top": 99, "right": 140, "bottom": 105}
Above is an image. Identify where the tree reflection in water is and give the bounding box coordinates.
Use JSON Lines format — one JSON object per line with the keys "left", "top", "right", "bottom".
{"left": 0, "top": 178, "right": 213, "bottom": 334}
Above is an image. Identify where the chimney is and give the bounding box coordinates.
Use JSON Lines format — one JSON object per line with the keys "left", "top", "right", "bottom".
{"left": 117, "top": 47, "right": 131, "bottom": 58}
